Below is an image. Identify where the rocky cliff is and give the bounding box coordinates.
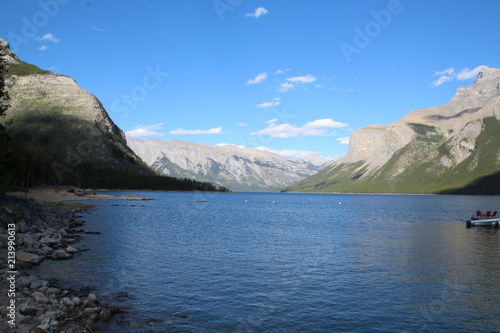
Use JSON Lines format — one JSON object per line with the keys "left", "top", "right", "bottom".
{"left": 126, "top": 138, "right": 327, "bottom": 191}
{"left": 0, "top": 38, "right": 156, "bottom": 187}
{"left": 285, "top": 67, "right": 500, "bottom": 194}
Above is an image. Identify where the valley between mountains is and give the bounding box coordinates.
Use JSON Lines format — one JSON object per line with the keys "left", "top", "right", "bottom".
{"left": 1, "top": 37, "right": 499, "bottom": 194}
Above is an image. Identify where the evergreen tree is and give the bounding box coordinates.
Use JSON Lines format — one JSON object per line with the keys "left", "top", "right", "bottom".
{"left": 0, "top": 50, "right": 12, "bottom": 194}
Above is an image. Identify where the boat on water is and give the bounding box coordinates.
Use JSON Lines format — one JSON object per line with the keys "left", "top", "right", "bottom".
{"left": 466, "top": 211, "right": 499, "bottom": 228}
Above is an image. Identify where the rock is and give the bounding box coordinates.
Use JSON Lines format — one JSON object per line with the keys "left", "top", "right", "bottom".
{"left": 40, "top": 245, "right": 53, "bottom": 254}
{"left": 19, "top": 303, "right": 38, "bottom": 316}
{"left": 71, "top": 296, "right": 82, "bottom": 306}
{"left": 61, "top": 297, "right": 75, "bottom": 308}
{"left": 39, "top": 311, "right": 59, "bottom": 326}
{"left": 99, "top": 308, "right": 111, "bottom": 322}
{"left": 45, "top": 287, "right": 61, "bottom": 297}
{"left": 66, "top": 246, "right": 78, "bottom": 254}
{"left": 31, "top": 291, "right": 50, "bottom": 304}
{"left": 29, "top": 279, "right": 48, "bottom": 290}
{"left": 17, "top": 276, "right": 31, "bottom": 289}
{"left": 16, "top": 219, "right": 30, "bottom": 233}
{"left": 17, "top": 251, "right": 42, "bottom": 265}
{"left": 15, "top": 312, "right": 32, "bottom": 325}
{"left": 21, "top": 235, "right": 35, "bottom": 247}
{"left": 84, "top": 307, "right": 100, "bottom": 314}
{"left": 40, "top": 236, "right": 57, "bottom": 245}
{"left": 84, "top": 301, "right": 98, "bottom": 309}
{"left": 53, "top": 249, "right": 72, "bottom": 260}
{"left": 86, "top": 293, "right": 99, "bottom": 304}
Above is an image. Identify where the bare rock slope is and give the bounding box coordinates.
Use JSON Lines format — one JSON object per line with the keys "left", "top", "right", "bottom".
{"left": 127, "top": 138, "right": 327, "bottom": 191}
{"left": 285, "top": 67, "right": 500, "bottom": 194}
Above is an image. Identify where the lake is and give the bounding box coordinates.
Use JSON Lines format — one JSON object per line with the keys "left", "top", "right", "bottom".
{"left": 38, "top": 192, "right": 500, "bottom": 332}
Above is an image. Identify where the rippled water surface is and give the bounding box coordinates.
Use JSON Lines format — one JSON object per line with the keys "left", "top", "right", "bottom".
{"left": 39, "top": 192, "right": 500, "bottom": 332}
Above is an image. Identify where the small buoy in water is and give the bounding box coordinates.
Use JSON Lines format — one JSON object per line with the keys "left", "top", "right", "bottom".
{"left": 272, "top": 201, "right": 275, "bottom": 203}
{"left": 338, "top": 202, "right": 342, "bottom": 205}
{"left": 245, "top": 200, "right": 248, "bottom": 203}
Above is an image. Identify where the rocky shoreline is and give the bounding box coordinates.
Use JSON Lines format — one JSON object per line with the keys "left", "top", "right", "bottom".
{"left": 0, "top": 195, "right": 125, "bottom": 332}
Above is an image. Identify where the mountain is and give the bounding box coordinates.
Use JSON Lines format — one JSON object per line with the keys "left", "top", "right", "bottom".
{"left": 0, "top": 38, "right": 225, "bottom": 192}
{"left": 284, "top": 67, "right": 500, "bottom": 195}
{"left": 126, "top": 138, "right": 326, "bottom": 191}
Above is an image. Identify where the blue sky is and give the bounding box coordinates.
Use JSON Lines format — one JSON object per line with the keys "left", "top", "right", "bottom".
{"left": 1, "top": 0, "right": 500, "bottom": 160}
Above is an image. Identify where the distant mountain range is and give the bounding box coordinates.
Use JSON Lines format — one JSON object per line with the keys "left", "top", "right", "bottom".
{"left": 127, "top": 138, "right": 330, "bottom": 191}
{"left": 284, "top": 67, "right": 500, "bottom": 194}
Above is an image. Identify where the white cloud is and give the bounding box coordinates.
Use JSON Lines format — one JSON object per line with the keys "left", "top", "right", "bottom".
{"left": 237, "top": 122, "right": 250, "bottom": 127}
{"left": 246, "top": 72, "right": 268, "bottom": 85}
{"left": 286, "top": 74, "right": 317, "bottom": 84}
{"left": 278, "top": 82, "right": 295, "bottom": 92}
{"left": 126, "top": 123, "right": 165, "bottom": 137}
{"left": 250, "top": 118, "right": 348, "bottom": 138}
{"left": 432, "top": 65, "right": 487, "bottom": 87}
{"left": 275, "top": 68, "right": 291, "bottom": 74}
{"left": 278, "top": 74, "right": 317, "bottom": 92}
{"left": 216, "top": 143, "right": 247, "bottom": 148}
{"left": 93, "top": 26, "right": 104, "bottom": 32}
{"left": 303, "top": 118, "right": 348, "bottom": 129}
{"left": 456, "top": 66, "right": 486, "bottom": 80}
{"left": 434, "top": 67, "right": 454, "bottom": 76}
{"left": 38, "top": 45, "right": 48, "bottom": 51}
{"left": 35, "top": 33, "right": 60, "bottom": 43}
{"left": 244, "top": 7, "right": 269, "bottom": 18}
{"left": 170, "top": 127, "right": 223, "bottom": 135}
{"left": 336, "top": 137, "right": 350, "bottom": 145}
{"left": 256, "top": 97, "right": 280, "bottom": 108}
{"left": 256, "top": 147, "right": 321, "bottom": 159}
{"left": 251, "top": 123, "right": 306, "bottom": 138}
{"left": 432, "top": 75, "right": 453, "bottom": 87}
{"left": 266, "top": 118, "right": 278, "bottom": 124}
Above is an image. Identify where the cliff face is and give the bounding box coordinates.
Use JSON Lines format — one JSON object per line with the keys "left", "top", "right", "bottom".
{"left": 0, "top": 38, "right": 153, "bottom": 185}
{"left": 285, "top": 67, "right": 500, "bottom": 194}
{"left": 126, "top": 137, "right": 326, "bottom": 191}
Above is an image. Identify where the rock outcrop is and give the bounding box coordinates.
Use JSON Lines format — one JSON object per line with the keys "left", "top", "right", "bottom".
{"left": 0, "top": 38, "right": 155, "bottom": 186}
{"left": 285, "top": 67, "right": 500, "bottom": 194}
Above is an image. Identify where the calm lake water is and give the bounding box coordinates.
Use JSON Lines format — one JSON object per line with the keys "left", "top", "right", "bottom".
{"left": 38, "top": 192, "right": 500, "bottom": 332}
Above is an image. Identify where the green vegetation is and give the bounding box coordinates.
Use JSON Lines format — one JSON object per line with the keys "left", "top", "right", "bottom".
{"left": 5, "top": 60, "right": 51, "bottom": 76}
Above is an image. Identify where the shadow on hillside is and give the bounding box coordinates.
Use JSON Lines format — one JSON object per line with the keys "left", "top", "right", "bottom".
{"left": 439, "top": 171, "right": 500, "bottom": 195}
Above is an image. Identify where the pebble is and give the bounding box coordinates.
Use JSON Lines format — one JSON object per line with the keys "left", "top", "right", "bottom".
{"left": 32, "top": 291, "right": 50, "bottom": 304}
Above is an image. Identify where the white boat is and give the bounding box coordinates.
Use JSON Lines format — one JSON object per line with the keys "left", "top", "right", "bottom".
{"left": 466, "top": 218, "right": 500, "bottom": 228}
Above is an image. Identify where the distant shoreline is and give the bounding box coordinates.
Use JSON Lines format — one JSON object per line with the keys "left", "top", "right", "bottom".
{"left": 6, "top": 187, "right": 154, "bottom": 203}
